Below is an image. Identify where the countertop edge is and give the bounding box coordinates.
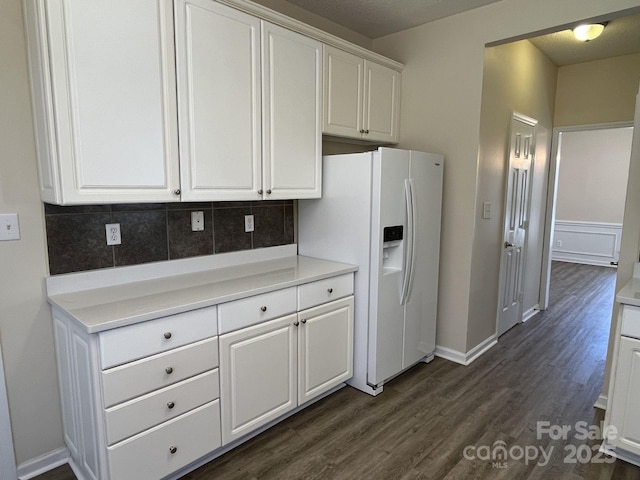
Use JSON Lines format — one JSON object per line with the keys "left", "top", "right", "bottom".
{"left": 48, "top": 256, "right": 357, "bottom": 334}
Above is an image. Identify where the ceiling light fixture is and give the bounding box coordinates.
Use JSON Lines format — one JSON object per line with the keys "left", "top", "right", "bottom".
{"left": 572, "top": 23, "right": 606, "bottom": 41}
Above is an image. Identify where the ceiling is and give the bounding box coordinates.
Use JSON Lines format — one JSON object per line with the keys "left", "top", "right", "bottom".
{"left": 282, "top": 0, "right": 640, "bottom": 65}
{"left": 284, "top": 0, "right": 502, "bottom": 39}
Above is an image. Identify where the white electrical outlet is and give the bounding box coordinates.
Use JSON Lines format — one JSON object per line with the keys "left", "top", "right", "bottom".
{"left": 0, "top": 214, "right": 20, "bottom": 241}
{"left": 105, "top": 223, "right": 121, "bottom": 245}
{"left": 244, "top": 215, "right": 254, "bottom": 233}
{"left": 191, "top": 211, "right": 205, "bottom": 231}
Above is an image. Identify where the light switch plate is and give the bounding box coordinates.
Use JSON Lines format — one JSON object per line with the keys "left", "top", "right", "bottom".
{"left": 191, "top": 211, "right": 205, "bottom": 231}
{"left": 482, "top": 202, "right": 492, "bottom": 219}
{"left": 0, "top": 214, "right": 20, "bottom": 241}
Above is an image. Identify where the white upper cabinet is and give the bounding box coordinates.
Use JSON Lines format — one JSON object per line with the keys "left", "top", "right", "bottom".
{"left": 175, "top": 1, "right": 321, "bottom": 201}
{"left": 262, "top": 22, "right": 322, "bottom": 200}
{"left": 24, "top": 0, "right": 180, "bottom": 204}
{"left": 175, "top": 0, "right": 262, "bottom": 201}
{"left": 323, "top": 45, "right": 400, "bottom": 144}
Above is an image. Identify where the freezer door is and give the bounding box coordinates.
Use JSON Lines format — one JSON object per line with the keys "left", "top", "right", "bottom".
{"left": 368, "top": 148, "right": 410, "bottom": 386}
{"left": 403, "top": 151, "right": 443, "bottom": 368}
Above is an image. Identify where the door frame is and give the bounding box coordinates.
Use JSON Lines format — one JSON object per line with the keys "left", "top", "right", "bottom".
{"left": 496, "top": 111, "right": 538, "bottom": 336}
{"left": 538, "top": 121, "right": 634, "bottom": 309}
{"left": 0, "top": 341, "right": 17, "bottom": 480}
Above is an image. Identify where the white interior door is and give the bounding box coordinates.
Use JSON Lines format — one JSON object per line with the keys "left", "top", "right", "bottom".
{"left": 498, "top": 113, "right": 537, "bottom": 336}
{"left": 0, "top": 341, "right": 17, "bottom": 480}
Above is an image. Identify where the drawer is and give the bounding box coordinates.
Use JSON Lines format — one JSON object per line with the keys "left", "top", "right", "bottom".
{"left": 622, "top": 305, "right": 640, "bottom": 339}
{"left": 298, "top": 274, "right": 354, "bottom": 311}
{"left": 218, "top": 287, "right": 296, "bottom": 334}
{"left": 102, "top": 338, "right": 218, "bottom": 408}
{"left": 107, "top": 400, "right": 221, "bottom": 480}
{"left": 105, "top": 369, "right": 219, "bottom": 445}
{"left": 99, "top": 306, "right": 218, "bottom": 369}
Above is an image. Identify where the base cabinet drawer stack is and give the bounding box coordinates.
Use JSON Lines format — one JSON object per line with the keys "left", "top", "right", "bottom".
{"left": 53, "top": 306, "right": 221, "bottom": 480}
{"left": 52, "top": 270, "right": 354, "bottom": 480}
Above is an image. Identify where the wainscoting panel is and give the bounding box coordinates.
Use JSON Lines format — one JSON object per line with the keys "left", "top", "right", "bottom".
{"left": 552, "top": 220, "right": 622, "bottom": 266}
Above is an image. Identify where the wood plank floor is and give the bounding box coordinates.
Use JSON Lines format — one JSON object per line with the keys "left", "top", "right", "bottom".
{"left": 38, "top": 262, "right": 640, "bottom": 479}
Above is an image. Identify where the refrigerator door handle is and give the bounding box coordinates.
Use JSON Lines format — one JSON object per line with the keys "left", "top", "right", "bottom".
{"left": 407, "top": 178, "right": 418, "bottom": 300}
{"left": 400, "top": 179, "right": 414, "bottom": 305}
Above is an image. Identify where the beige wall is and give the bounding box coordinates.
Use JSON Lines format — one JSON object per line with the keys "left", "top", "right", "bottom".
{"left": 0, "top": 0, "right": 64, "bottom": 466}
{"left": 555, "top": 53, "right": 640, "bottom": 127}
{"left": 469, "top": 40, "right": 557, "bottom": 348}
{"left": 556, "top": 127, "right": 633, "bottom": 224}
{"left": 373, "top": 0, "right": 640, "bottom": 354}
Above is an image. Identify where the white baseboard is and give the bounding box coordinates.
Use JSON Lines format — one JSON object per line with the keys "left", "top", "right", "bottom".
{"left": 552, "top": 221, "right": 621, "bottom": 267}
{"left": 522, "top": 306, "right": 539, "bottom": 323}
{"left": 594, "top": 393, "right": 608, "bottom": 410}
{"left": 17, "top": 447, "right": 68, "bottom": 480}
{"left": 435, "top": 334, "right": 497, "bottom": 366}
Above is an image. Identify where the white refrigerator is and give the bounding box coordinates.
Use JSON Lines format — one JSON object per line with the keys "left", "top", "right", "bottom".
{"left": 298, "top": 147, "right": 443, "bottom": 395}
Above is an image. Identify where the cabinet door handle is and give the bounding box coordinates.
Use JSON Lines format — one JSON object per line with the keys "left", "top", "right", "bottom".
{"left": 260, "top": 306, "right": 267, "bottom": 312}
{"left": 359, "top": 129, "right": 365, "bottom": 134}
{"left": 258, "top": 189, "right": 263, "bottom": 195}
{"left": 293, "top": 320, "right": 299, "bottom": 327}
{"left": 173, "top": 189, "right": 181, "bottom": 195}
{"left": 301, "top": 319, "right": 307, "bottom": 324}
{"left": 167, "top": 401, "right": 175, "bottom": 409}
{"left": 266, "top": 189, "right": 272, "bottom": 195}
{"left": 165, "top": 367, "right": 174, "bottom": 375}
{"left": 163, "top": 332, "right": 172, "bottom": 340}
{"left": 365, "top": 130, "right": 370, "bottom": 134}
{"left": 327, "top": 288, "right": 333, "bottom": 294}
{"left": 169, "top": 446, "right": 177, "bottom": 455}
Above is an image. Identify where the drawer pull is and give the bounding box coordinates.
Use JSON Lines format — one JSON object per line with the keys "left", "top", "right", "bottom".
{"left": 301, "top": 319, "right": 307, "bottom": 324}
{"left": 327, "top": 288, "right": 333, "bottom": 294}
{"left": 169, "top": 446, "right": 177, "bottom": 455}
{"left": 167, "top": 401, "right": 175, "bottom": 409}
{"left": 163, "top": 332, "right": 172, "bottom": 340}
{"left": 293, "top": 320, "right": 299, "bottom": 327}
{"left": 165, "top": 367, "right": 174, "bottom": 375}
{"left": 260, "top": 306, "right": 267, "bottom": 312}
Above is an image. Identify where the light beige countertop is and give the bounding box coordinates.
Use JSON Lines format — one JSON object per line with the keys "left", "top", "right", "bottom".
{"left": 46, "top": 246, "right": 357, "bottom": 333}
{"left": 616, "top": 263, "right": 640, "bottom": 307}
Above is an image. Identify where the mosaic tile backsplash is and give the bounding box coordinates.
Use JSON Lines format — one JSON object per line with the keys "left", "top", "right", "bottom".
{"left": 44, "top": 201, "right": 294, "bottom": 275}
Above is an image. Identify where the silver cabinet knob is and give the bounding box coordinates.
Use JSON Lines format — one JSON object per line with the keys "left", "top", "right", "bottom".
{"left": 173, "top": 189, "right": 181, "bottom": 195}
{"left": 365, "top": 130, "right": 370, "bottom": 134}
{"left": 504, "top": 241, "right": 514, "bottom": 248}
{"left": 163, "top": 332, "right": 172, "bottom": 340}
{"left": 266, "top": 189, "right": 272, "bottom": 194}
{"left": 169, "top": 446, "right": 177, "bottom": 455}
{"left": 260, "top": 306, "right": 267, "bottom": 312}
{"left": 258, "top": 189, "right": 263, "bottom": 195}
{"left": 327, "top": 288, "right": 333, "bottom": 294}
{"left": 293, "top": 320, "right": 299, "bottom": 327}
{"left": 167, "top": 401, "right": 175, "bottom": 409}
{"left": 301, "top": 319, "right": 307, "bottom": 324}
{"left": 359, "top": 129, "right": 365, "bottom": 134}
{"left": 165, "top": 367, "right": 174, "bottom": 375}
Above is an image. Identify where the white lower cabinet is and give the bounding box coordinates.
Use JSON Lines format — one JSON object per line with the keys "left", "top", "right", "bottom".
{"left": 219, "top": 314, "right": 298, "bottom": 444}
{"left": 219, "top": 289, "right": 354, "bottom": 446}
{"left": 52, "top": 271, "right": 354, "bottom": 479}
{"left": 298, "top": 297, "right": 354, "bottom": 404}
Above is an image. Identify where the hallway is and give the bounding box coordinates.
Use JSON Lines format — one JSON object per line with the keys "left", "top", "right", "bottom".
{"left": 39, "top": 262, "right": 640, "bottom": 479}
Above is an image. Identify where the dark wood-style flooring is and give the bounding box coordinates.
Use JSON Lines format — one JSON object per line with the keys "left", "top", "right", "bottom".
{"left": 38, "top": 262, "right": 640, "bottom": 479}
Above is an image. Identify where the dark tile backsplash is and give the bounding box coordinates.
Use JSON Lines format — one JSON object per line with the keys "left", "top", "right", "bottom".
{"left": 44, "top": 201, "right": 295, "bottom": 275}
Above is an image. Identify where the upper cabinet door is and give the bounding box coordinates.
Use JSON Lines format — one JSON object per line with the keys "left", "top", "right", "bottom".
{"left": 175, "top": 0, "right": 262, "bottom": 201}
{"left": 25, "top": 0, "right": 180, "bottom": 204}
{"left": 322, "top": 46, "right": 363, "bottom": 139}
{"left": 262, "top": 22, "right": 322, "bottom": 200}
{"left": 363, "top": 61, "right": 400, "bottom": 144}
